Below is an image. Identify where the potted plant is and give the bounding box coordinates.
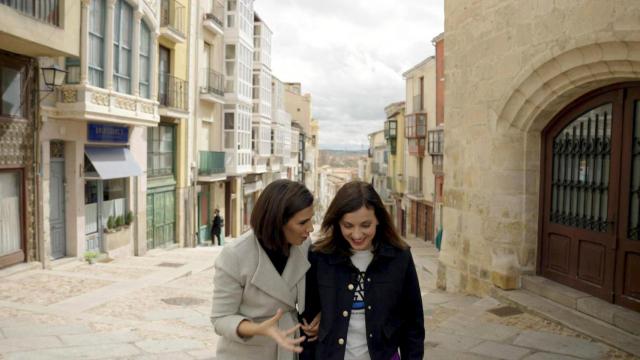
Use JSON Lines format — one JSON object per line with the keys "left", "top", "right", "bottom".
{"left": 115, "top": 215, "right": 124, "bottom": 230}
{"left": 125, "top": 211, "right": 134, "bottom": 227}
{"left": 84, "top": 251, "right": 98, "bottom": 264}
{"left": 105, "top": 216, "right": 116, "bottom": 233}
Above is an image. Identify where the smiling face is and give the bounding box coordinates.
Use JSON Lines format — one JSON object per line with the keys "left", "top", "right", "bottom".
{"left": 282, "top": 205, "right": 315, "bottom": 246}
{"left": 339, "top": 206, "right": 378, "bottom": 251}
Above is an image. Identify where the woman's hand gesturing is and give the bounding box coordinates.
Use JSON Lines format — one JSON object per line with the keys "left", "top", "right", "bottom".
{"left": 249, "top": 308, "right": 306, "bottom": 353}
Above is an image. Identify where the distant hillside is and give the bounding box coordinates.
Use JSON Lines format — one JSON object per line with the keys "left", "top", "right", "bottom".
{"left": 319, "top": 150, "right": 367, "bottom": 168}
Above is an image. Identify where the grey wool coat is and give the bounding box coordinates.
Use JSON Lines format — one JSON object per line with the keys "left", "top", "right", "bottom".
{"left": 210, "top": 232, "right": 310, "bottom": 360}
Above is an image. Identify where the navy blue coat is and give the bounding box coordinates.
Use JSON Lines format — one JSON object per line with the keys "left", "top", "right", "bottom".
{"left": 301, "top": 243, "right": 424, "bottom": 360}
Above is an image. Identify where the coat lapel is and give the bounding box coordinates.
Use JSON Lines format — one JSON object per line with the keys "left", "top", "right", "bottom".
{"left": 250, "top": 237, "right": 302, "bottom": 308}
{"left": 282, "top": 241, "right": 311, "bottom": 290}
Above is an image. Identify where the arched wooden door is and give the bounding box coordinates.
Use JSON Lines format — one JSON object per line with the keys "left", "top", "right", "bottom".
{"left": 540, "top": 83, "right": 640, "bottom": 312}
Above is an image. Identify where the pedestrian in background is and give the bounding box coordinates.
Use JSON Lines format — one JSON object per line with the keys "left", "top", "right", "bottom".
{"left": 211, "top": 209, "right": 223, "bottom": 246}
{"left": 211, "top": 179, "right": 315, "bottom": 360}
{"left": 301, "top": 180, "right": 424, "bottom": 360}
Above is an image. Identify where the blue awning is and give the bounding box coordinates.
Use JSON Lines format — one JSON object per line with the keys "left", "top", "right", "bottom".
{"left": 84, "top": 147, "right": 142, "bottom": 180}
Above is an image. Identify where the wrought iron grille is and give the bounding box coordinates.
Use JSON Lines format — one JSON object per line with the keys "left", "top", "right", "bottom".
{"left": 550, "top": 103, "right": 612, "bottom": 232}
{"left": 50, "top": 140, "right": 64, "bottom": 158}
{"left": 629, "top": 101, "right": 640, "bottom": 240}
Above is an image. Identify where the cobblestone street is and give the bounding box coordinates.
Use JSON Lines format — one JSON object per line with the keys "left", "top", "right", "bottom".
{"left": 0, "top": 238, "right": 634, "bottom": 359}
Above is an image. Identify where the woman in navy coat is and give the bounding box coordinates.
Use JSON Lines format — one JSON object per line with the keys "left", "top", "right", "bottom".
{"left": 301, "top": 181, "right": 424, "bottom": 360}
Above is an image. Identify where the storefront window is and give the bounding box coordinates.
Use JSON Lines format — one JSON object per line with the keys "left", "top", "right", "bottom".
{"left": 84, "top": 179, "right": 128, "bottom": 235}
{"left": 103, "top": 178, "right": 127, "bottom": 223}
{"left": 85, "top": 180, "right": 99, "bottom": 234}
{"left": 0, "top": 171, "right": 22, "bottom": 257}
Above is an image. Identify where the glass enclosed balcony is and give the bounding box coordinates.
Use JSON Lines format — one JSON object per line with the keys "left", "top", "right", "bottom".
{"left": 198, "top": 151, "right": 226, "bottom": 175}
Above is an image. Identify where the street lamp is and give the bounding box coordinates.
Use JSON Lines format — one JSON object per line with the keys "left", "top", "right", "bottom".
{"left": 41, "top": 64, "right": 67, "bottom": 91}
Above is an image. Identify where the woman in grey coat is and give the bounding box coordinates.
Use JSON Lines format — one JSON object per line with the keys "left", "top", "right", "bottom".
{"left": 211, "top": 179, "right": 316, "bottom": 360}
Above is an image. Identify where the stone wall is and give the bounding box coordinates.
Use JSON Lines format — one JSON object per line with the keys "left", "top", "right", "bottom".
{"left": 439, "top": 0, "right": 640, "bottom": 294}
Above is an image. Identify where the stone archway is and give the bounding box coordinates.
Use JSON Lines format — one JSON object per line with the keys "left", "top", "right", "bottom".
{"left": 492, "top": 41, "right": 640, "bottom": 309}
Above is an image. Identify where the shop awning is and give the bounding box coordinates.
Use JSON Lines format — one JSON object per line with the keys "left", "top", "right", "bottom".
{"left": 84, "top": 147, "right": 142, "bottom": 180}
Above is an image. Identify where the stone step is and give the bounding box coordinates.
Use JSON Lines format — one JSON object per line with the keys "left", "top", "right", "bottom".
{"left": 492, "top": 287, "right": 640, "bottom": 357}
{"left": 521, "top": 275, "right": 640, "bottom": 337}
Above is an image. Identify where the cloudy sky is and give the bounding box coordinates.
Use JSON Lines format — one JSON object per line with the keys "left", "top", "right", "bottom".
{"left": 253, "top": 0, "right": 444, "bottom": 150}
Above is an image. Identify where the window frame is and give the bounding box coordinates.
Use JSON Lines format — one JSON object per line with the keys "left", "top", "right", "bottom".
{"left": 113, "top": 0, "right": 133, "bottom": 94}
{"left": 147, "top": 124, "right": 176, "bottom": 177}
{"left": 139, "top": 20, "right": 151, "bottom": 98}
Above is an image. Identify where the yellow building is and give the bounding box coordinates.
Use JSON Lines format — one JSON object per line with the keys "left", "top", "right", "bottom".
{"left": 144, "top": 0, "right": 192, "bottom": 250}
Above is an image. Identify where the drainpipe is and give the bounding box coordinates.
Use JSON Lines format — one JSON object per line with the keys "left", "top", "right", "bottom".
{"left": 34, "top": 59, "right": 42, "bottom": 269}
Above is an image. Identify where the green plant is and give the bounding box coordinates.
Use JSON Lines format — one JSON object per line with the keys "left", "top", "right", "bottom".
{"left": 125, "top": 211, "right": 134, "bottom": 225}
{"left": 84, "top": 251, "right": 98, "bottom": 263}
{"left": 107, "top": 216, "right": 116, "bottom": 230}
{"left": 115, "top": 215, "right": 124, "bottom": 228}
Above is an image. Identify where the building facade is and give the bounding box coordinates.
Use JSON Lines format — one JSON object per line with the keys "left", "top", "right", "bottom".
{"left": 0, "top": 0, "right": 81, "bottom": 269}
{"left": 368, "top": 130, "right": 389, "bottom": 210}
{"left": 429, "top": 33, "right": 445, "bottom": 240}
{"left": 222, "top": 0, "right": 254, "bottom": 238}
{"left": 384, "top": 101, "right": 407, "bottom": 237}
{"left": 402, "top": 56, "right": 437, "bottom": 243}
{"left": 192, "top": 0, "right": 226, "bottom": 245}
{"left": 0, "top": 0, "right": 319, "bottom": 270}
{"left": 149, "top": 0, "right": 191, "bottom": 251}
{"left": 40, "top": 0, "right": 160, "bottom": 264}
{"left": 440, "top": 0, "right": 640, "bottom": 313}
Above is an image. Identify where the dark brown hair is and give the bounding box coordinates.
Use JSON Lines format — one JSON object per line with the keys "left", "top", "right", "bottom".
{"left": 313, "top": 180, "right": 408, "bottom": 256}
{"left": 250, "top": 179, "right": 314, "bottom": 253}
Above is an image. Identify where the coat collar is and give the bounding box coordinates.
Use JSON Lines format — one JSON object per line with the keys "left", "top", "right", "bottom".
{"left": 250, "top": 235, "right": 311, "bottom": 308}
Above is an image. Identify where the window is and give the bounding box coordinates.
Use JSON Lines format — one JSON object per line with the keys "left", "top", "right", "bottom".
{"left": 113, "top": 0, "right": 133, "bottom": 94}
{"left": 0, "top": 65, "right": 24, "bottom": 117}
{"left": 84, "top": 178, "right": 128, "bottom": 235}
{"left": 102, "top": 178, "right": 127, "bottom": 227}
{"left": 147, "top": 125, "right": 175, "bottom": 177}
{"left": 224, "top": 112, "right": 235, "bottom": 148}
{"left": 225, "top": 44, "right": 235, "bottom": 92}
{"left": 0, "top": 171, "right": 22, "bottom": 257}
{"left": 89, "top": 0, "right": 105, "bottom": 87}
{"left": 84, "top": 180, "right": 99, "bottom": 234}
{"left": 139, "top": 21, "right": 151, "bottom": 98}
{"left": 65, "top": 57, "right": 81, "bottom": 84}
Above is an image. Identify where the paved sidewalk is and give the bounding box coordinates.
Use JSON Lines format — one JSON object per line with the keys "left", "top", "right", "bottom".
{"left": 406, "top": 237, "right": 637, "bottom": 360}
{"left": 0, "top": 239, "right": 636, "bottom": 359}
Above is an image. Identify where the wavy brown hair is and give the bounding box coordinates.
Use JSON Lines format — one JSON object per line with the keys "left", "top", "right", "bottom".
{"left": 250, "top": 179, "right": 314, "bottom": 254}
{"left": 313, "top": 181, "right": 408, "bottom": 256}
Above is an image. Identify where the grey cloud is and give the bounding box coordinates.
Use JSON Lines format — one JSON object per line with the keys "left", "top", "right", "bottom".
{"left": 254, "top": 0, "right": 444, "bottom": 149}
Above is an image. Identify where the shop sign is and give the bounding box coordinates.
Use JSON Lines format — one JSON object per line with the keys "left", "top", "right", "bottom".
{"left": 88, "top": 123, "right": 129, "bottom": 143}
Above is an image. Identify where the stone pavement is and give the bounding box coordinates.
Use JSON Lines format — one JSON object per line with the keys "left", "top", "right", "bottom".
{"left": 0, "top": 238, "right": 637, "bottom": 360}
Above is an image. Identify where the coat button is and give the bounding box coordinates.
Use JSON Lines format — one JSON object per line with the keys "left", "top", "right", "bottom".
{"left": 367, "top": 305, "right": 372, "bottom": 310}
{"left": 338, "top": 338, "right": 345, "bottom": 345}
{"left": 367, "top": 277, "right": 371, "bottom": 282}
{"left": 369, "top": 333, "right": 373, "bottom": 338}
{"left": 347, "top": 283, "right": 354, "bottom": 290}
{"left": 342, "top": 310, "right": 349, "bottom": 317}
